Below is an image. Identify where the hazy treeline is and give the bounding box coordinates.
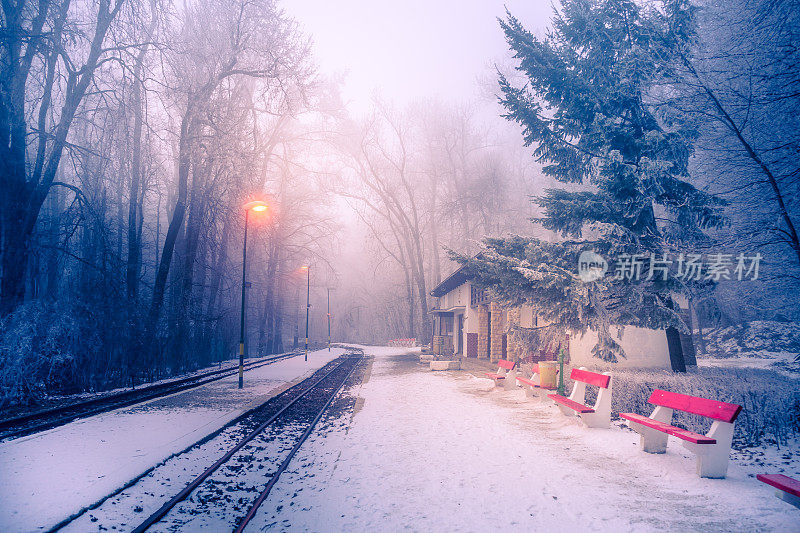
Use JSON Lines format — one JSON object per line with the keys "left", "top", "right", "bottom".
{"left": 0, "top": 0, "right": 341, "bottom": 405}
{"left": 682, "top": 0, "right": 800, "bottom": 324}
{"left": 0, "top": 0, "right": 531, "bottom": 405}
{"left": 329, "top": 101, "right": 540, "bottom": 342}
{"left": 334, "top": 0, "right": 800, "bottom": 343}
{"left": 1, "top": 0, "right": 798, "bottom": 405}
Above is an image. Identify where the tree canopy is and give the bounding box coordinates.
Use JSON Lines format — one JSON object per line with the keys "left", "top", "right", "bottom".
{"left": 454, "top": 0, "right": 726, "bottom": 362}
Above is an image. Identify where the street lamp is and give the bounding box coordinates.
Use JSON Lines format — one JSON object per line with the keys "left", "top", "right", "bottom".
{"left": 327, "top": 288, "right": 333, "bottom": 351}
{"left": 239, "top": 200, "right": 268, "bottom": 389}
{"left": 301, "top": 265, "right": 310, "bottom": 361}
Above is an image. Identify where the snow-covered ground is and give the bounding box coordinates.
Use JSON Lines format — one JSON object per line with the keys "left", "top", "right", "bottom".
{"left": 2, "top": 345, "right": 796, "bottom": 532}
{"left": 0, "top": 348, "right": 345, "bottom": 532}
{"left": 251, "top": 347, "right": 798, "bottom": 531}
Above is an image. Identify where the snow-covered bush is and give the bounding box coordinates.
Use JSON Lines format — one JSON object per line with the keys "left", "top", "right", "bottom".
{"left": 0, "top": 301, "right": 94, "bottom": 408}
{"left": 606, "top": 367, "right": 800, "bottom": 449}
{"left": 702, "top": 320, "right": 800, "bottom": 359}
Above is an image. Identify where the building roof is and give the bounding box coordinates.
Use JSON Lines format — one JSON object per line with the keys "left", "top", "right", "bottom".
{"left": 429, "top": 264, "right": 473, "bottom": 297}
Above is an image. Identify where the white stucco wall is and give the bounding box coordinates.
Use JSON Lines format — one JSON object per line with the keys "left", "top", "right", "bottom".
{"left": 518, "top": 304, "right": 536, "bottom": 328}
{"left": 568, "top": 326, "right": 672, "bottom": 369}
{"left": 463, "top": 282, "right": 479, "bottom": 334}
{"left": 441, "top": 283, "right": 469, "bottom": 309}
{"left": 435, "top": 281, "right": 475, "bottom": 354}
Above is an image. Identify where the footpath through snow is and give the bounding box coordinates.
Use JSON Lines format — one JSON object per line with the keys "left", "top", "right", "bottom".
{"left": 253, "top": 347, "right": 798, "bottom": 532}
{"left": 0, "top": 348, "right": 345, "bottom": 532}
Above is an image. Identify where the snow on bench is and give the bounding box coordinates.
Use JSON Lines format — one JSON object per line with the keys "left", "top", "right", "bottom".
{"left": 620, "top": 390, "right": 743, "bottom": 478}
{"left": 516, "top": 363, "right": 557, "bottom": 398}
{"left": 485, "top": 359, "right": 517, "bottom": 390}
{"left": 547, "top": 367, "right": 612, "bottom": 429}
{"left": 757, "top": 474, "right": 800, "bottom": 509}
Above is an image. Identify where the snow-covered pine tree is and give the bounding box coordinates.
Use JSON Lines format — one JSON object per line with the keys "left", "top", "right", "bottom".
{"left": 454, "top": 0, "right": 725, "bottom": 369}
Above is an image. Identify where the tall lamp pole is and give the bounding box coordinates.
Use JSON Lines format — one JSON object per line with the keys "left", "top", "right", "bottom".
{"left": 327, "top": 288, "right": 331, "bottom": 351}
{"left": 239, "top": 200, "right": 267, "bottom": 389}
{"left": 293, "top": 285, "right": 299, "bottom": 350}
{"left": 303, "top": 265, "right": 310, "bottom": 361}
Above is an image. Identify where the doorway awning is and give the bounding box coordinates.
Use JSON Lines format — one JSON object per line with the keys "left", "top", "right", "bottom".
{"left": 430, "top": 306, "right": 465, "bottom": 314}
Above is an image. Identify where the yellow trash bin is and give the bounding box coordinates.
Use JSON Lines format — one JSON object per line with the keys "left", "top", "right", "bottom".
{"left": 538, "top": 361, "right": 558, "bottom": 389}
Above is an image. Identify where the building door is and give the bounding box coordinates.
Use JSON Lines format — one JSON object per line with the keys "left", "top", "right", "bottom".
{"left": 457, "top": 315, "right": 464, "bottom": 354}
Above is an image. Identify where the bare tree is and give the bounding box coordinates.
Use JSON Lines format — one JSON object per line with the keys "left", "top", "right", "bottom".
{"left": 142, "top": 0, "right": 312, "bottom": 357}
{"left": 1, "top": 0, "right": 127, "bottom": 315}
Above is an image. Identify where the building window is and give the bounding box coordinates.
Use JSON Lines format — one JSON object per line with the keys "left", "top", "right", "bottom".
{"left": 470, "top": 286, "right": 486, "bottom": 307}
{"left": 440, "top": 315, "right": 454, "bottom": 335}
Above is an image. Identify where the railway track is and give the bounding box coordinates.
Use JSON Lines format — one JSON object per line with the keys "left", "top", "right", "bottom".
{"left": 52, "top": 352, "right": 365, "bottom": 533}
{"left": 0, "top": 351, "right": 300, "bottom": 441}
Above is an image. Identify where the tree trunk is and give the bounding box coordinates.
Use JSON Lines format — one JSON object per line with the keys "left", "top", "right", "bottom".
{"left": 692, "top": 299, "right": 707, "bottom": 356}
{"left": 175, "top": 156, "right": 208, "bottom": 366}
{"left": 0, "top": 0, "right": 122, "bottom": 316}
{"left": 143, "top": 106, "right": 192, "bottom": 360}
{"left": 263, "top": 245, "right": 279, "bottom": 354}
{"left": 274, "top": 283, "right": 284, "bottom": 353}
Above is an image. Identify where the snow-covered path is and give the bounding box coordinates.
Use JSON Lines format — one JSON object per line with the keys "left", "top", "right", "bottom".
{"left": 0, "top": 348, "right": 345, "bottom": 532}
{"left": 253, "top": 347, "right": 798, "bottom": 532}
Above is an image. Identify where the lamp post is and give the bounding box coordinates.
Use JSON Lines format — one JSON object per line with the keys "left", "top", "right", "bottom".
{"left": 293, "top": 285, "right": 300, "bottom": 350}
{"left": 239, "top": 200, "right": 268, "bottom": 389}
{"left": 327, "top": 288, "right": 331, "bottom": 351}
{"left": 301, "top": 265, "right": 310, "bottom": 361}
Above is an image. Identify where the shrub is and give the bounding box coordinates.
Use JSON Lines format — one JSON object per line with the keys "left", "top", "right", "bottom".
{"left": 605, "top": 367, "right": 800, "bottom": 449}
{"left": 702, "top": 320, "right": 800, "bottom": 359}
{"left": 0, "top": 301, "right": 95, "bottom": 409}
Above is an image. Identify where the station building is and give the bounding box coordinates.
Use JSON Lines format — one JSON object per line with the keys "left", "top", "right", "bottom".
{"left": 429, "top": 264, "right": 696, "bottom": 369}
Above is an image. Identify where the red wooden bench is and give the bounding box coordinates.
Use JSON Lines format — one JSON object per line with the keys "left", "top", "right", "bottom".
{"left": 485, "top": 359, "right": 516, "bottom": 389}
{"left": 757, "top": 474, "right": 800, "bottom": 509}
{"left": 620, "top": 390, "right": 743, "bottom": 478}
{"left": 547, "top": 367, "right": 612, "bottom": 428}
{"left": 516, "top": 363, "right": 557, "bottom": 397}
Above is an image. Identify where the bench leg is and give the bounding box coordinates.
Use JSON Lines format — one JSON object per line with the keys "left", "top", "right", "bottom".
{"left": 578, "top": 412, "right": 607, "bottom": 428}
{"left": 490, "top": 368, "right": 506, "bottom": 388}
{"left": 580, "top": 374, "right": 612, "bottom": 428}
{"left": 777, "top": 490, "right": 800, "bottom": 509}
{"left": 503, "top": 371, "right": 517, "bottom": 391}
{"left": 552, "top": 374, "right": 586, "bottom": 417}
{"left": 630, "top": 405, "right": 672, "bottom": 453}
{"left": 694, "top": 449, "right": 730, "bottom": 479}
{"left": 687, "top": 421, "right": 735, "bottom": 478}
{"left": 556, "top": 403, "right": 578, "bottom": 417}
{"left": 518, "top": 381, "right": 535, "bottom": 397}
{"left": 568, "top": 379, "right": 587, "bottom": 405}
{"left": 638, "top": 426, "right": 669, "bottom": 453}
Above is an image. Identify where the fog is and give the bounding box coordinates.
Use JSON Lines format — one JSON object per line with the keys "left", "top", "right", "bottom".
{"left": 285, "top": 0, "right": 552, "bottom": 111}
{"left": 2, "top": 0, "right": 798, "bottom": 402}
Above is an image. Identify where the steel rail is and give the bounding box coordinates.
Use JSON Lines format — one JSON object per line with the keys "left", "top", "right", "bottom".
{"left": 131, "top": 355, "right": 360, "bottom": 533}
{"left": 46, "top": 354, "right": 347, "bottom": 533}
{"left": 234, "top": 355, "right": 361, "bottom": 532}
{"left": 0, "top": 352, "right": 299, "bottom": 440}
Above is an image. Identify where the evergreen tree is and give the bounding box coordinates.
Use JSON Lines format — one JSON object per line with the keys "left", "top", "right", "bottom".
{"left": 455, "top": 0, "right": 725, "bottom": 366}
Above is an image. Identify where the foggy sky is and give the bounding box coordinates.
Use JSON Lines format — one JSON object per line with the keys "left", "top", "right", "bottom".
{"left": 284, "top": 0, "right": 552, "bottom": 113}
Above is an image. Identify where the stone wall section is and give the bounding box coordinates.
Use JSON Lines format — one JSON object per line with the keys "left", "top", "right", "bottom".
{"left": 477, "top": 305, "right": 489, "bottom": 358}
{"left": 489, "top": 302, "right": 505, "bottom": 362}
